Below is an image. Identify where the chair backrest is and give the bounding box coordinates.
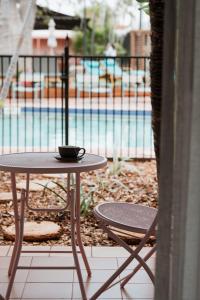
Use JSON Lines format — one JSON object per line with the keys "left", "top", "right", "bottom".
{"left": 81, "top": 60, "right": 104, "bottom": 76}
{"left": 101, "top": 59, "right": 123, "bottom": 77}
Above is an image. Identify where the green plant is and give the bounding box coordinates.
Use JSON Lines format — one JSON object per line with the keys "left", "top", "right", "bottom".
{"left": 111, "top": 178, "right": 131, "bottom": 191}
{"left": 80, "top": 185, "right": 95, "bottom": 216}
{"left": 73, "top": 27, "right": 110, "bottom": 55}
{"left": 36, "top": 177, "right": 95, "bottom": 216}
{"left": 97, "top": 178, "right": 109, "bottom": 190}
{"left": 108, "top": 156, "right": 125, "bottom": 176}
{"left": 114, "top": 42, "right": 127, "bottom": 56}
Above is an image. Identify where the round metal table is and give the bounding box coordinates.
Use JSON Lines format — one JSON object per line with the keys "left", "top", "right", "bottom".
{"left": 0, "top": 152, "right": 107, "bottom": 300}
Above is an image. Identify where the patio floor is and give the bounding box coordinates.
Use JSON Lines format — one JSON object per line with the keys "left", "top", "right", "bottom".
{"left": 0, "top": 246, "right": 155, "bottom": 299}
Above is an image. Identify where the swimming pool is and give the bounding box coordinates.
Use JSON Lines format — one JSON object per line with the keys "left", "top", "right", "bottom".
{"left": 0, "top": 110, "right": 154, "bottom": 158}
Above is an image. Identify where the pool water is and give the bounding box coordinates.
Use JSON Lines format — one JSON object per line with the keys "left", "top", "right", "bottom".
{"left": 0, "top": 111, "right": 154, "bottom": 157}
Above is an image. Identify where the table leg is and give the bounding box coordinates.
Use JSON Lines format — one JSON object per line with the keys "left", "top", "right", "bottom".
{"left": 75, "top": 173, "right": 91, "bottom": 276}
{"left": 6, "top": 173, "right": 26, "bottom": 300}
{"left": 8, "top": 173, "right": 20, "bottom": 277}
{"left": 70, "top": 189, "right": 87, "bottom": 300}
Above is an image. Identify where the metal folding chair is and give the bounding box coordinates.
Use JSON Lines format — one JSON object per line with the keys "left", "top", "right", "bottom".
{"left": 90, "top": 202, "right": 157, "bottom": 300}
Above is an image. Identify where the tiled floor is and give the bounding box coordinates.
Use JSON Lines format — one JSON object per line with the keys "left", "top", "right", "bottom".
{"left": 0, "top": 246, "right": 155, "bottom": 300}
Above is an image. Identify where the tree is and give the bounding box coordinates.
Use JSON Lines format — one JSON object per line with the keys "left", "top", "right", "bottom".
{"left": 136, "top": 0, "right": 164, "bottom": 173}
{"left": 73, "top": 1, "right": 127, "bottom": 56}
{"left": 0, "top": 0, "right": 36, "bottom": 55}
{"left": 72, "top": 0, "right": 137, "bottom": 55}
{"left": 0, "top": 0, "right": 36, "bottom": 108}
{"left": 73, "top": 27, "right": 109, "bottom": 56}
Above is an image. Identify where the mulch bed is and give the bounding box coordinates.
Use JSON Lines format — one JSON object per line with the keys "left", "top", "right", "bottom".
{"left": 0, "top": 160, "right": 158, "bottom": 246}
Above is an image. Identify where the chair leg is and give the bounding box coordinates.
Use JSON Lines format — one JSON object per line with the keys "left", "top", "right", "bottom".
{"left": 103, "top": 223, "right": 155, "bottom": 279}
{"left": 90, "top": 252, "right": 136, "bottom": 300}
{"left": 90, "top": 220, "right": 156, "bottom": 300}
{"left": 121, "top": 245, "right": 156, "bottom": 288}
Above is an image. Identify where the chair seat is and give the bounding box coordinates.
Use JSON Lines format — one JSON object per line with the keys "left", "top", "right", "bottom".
{"left": 92, "top": 202, "right": 157, "bottom": 298}
{"left": 94, "top": 202, "right": 157, "bottom": 234}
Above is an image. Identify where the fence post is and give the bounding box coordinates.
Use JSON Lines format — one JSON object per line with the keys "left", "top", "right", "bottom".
{"left": 63, "top": 36, "right": 69, "bottom": 145}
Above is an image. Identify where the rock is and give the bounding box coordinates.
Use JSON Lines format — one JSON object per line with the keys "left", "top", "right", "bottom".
{"left": 0, "top": 161, "right": 158, "bottom": 247}
{"left": 16, "top": 180, "right": 55, "bottom": 192}
{"left": 125, "top": 198, "right": 133, "bottom": 203}
{"left": 7, "top": 210, "right": 14, "bottom": 217}
{"left": 0, "top": 192, "right": 20, "bottom": 203}
{"left": 42, "top": 174, "right": 67, "bottom": 179}
{"left": 2, "top": 221, "right": 62, "bottom": 241}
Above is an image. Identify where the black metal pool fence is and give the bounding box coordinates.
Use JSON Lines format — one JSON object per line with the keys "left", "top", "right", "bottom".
{"left": 0, "top": 47, "right": 154, "bottom": 158}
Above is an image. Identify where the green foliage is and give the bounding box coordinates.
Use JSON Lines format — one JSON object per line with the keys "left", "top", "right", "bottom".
{"left": 35, "top": 159, "right": 133, "bottom": 215}
{"left": 36, "top": 6, "right": 51, "bottom": 27}
{"left": 136, "top": 0, "right": 149, "bottom": 14}
{"left": 73, "top": 31, "right": 84, "bottom": 55}
{"left": 108, "top": 157, "right": 124, "bottom": 176}
{"left": 115, "top": 42, "right": 127, "bottom": 56}
{"left": 36, "top": 178, "right": 95, "bottom": 216}
{"left": 73, "top": 29, "right": 127, "bottom": 56}
{"left": 73, "top": 27, "right": 110, "bottom": 55}
{"left": 72, "top": 1, "right": 127, "bottom": 55}
{"left": 80, "top": 185, "right": 95, "bottom": 216}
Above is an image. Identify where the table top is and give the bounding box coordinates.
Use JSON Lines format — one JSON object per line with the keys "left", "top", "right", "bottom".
{"left": 0, "top": 152, "right": 107, "bottom": 173}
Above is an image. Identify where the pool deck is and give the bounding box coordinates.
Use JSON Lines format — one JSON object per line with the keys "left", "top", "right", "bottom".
{"left": 0, "top": 245, "right": 155, "bottom": 299}
{"left": 4, "top": 97, "right": 152, "bottom": 112}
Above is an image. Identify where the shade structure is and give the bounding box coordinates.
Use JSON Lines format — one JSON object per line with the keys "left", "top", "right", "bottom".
{"left": 34, "top": 5, "right": 89, "bottom": 30}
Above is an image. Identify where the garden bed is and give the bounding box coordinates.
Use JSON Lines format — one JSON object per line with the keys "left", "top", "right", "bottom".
{"left": 0, "top": 160, "right": 157, "bottom": 246}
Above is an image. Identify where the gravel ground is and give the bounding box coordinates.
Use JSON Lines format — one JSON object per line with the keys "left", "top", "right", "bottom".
{"left": 0, "top": 160, "right": 158, "bottom": 246}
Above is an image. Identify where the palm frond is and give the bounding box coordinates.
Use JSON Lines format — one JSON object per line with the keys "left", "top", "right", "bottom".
{"left": 136, "top": 0, "right": 148, "bottom": 3}
{"left": 136, "top": 0, "right": 149, "bottom": 14}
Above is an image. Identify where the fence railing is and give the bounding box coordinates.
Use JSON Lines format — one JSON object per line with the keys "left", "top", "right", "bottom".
{"left": 0, "top": 49, "right": 154, "bottom": 158}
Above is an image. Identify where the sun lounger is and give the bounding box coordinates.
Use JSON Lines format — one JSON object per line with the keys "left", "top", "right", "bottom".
{"left": 75, "top": 73, "right": 113, "bottom": 97}
{"left": 81, "top": 60, "right": 105, "bottom": 76}
{"left": 101, "top": 59, "right": 123, "bottom": 78}
{"left": 12, "top": 72, "right": 45, "bottom": 99}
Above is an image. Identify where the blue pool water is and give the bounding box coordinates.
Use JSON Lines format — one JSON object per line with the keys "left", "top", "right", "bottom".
{"left": 0, "top": 110, "right": 154, "bottom": 157}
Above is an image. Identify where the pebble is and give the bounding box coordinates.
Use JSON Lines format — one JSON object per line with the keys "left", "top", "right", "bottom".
{"left": 0, "top": 160, "right": 158, "bottom": 246}
{"left": 0, "top": 192, "right": 21, "bottom": 203}
{"left": 16, "top": 180, "right": 56, "bottom": 192}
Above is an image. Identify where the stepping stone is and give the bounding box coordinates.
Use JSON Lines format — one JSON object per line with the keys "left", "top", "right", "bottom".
{"left": 42, "top": 173, "right": 67, "bottom": 179}
{"left": 2, "top": 221, "right": 62, "bottom": 241}
{"left": 16, "top": 180, "right": 55, "bottom": 192}
{"left": 0, "top": 192, "right": 21, "bottom": 203}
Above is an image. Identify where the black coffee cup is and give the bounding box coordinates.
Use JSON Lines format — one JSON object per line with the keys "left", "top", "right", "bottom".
{"left": 58, "top": 145, "right": 86, "bottom": 158}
